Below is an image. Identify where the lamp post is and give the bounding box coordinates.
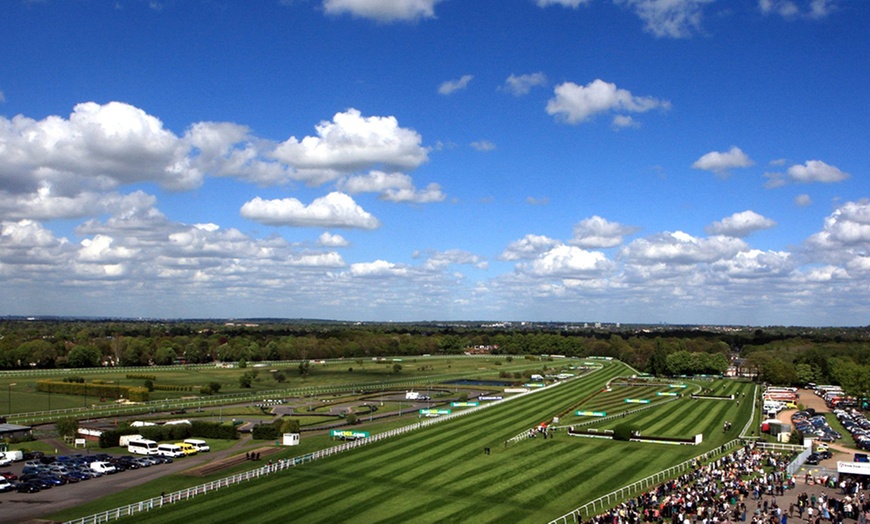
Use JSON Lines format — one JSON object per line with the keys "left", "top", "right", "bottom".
{"left": 8, "top": 383, "right": 16, "bottom": 415}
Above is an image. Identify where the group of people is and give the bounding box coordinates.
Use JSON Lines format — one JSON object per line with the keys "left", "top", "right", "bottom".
{"left": 579, "top": 445, "right": 809, "bottom": 524}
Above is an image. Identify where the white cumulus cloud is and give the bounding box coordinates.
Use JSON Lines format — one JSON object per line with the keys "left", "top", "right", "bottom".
{"left": 272, "top": 109, "right": 429, "bottom": 185}
{"left": 546, "top": 79, "right": 669, "bottom": 125}
{"left": 705, "top": 211, "right": 777, "bottom": 238}
{"left": 500, "top": 234, "right": 561, "bottom": 261}
{"left": 692, "top": 146, "right": 754, "bottom": 175}
{"left": 622, "top": 231, "right": 748, "bottom": 265}
{"left": 337, "top": 171, "right": 445, "bottom": 204}
{"left": 240, "top": 192, "right": 381, "bottom": 229}
{"left": 518, "top": 245, "right": 614, "bottom": 278}
{"left": 317, "top": 232, "right": 349, "bottom": 247}
{"left": 787, "top": 160, "right": 849, "bottom": 183}
{"left": 570, "top": 216, "right": 640, "bottom": 248}
{"left": 322, "top": 0, "right": 443, "bottom": 22}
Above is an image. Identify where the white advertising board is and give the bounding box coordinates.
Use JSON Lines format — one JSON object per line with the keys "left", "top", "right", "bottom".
{"left": 837, "top": 461, "right": 870, "bottom": 476}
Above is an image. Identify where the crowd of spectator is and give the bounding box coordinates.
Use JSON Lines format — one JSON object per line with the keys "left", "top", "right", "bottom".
{"left": 580, "top": 445, "right": 870, "bottom": 524}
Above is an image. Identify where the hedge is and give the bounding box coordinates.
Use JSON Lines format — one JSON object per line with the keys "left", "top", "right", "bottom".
{"left": 36, "top": 380, "right": 150, "bottom": 402}
{"left": 126, "top": 374, "right": 157, "bottom": 381}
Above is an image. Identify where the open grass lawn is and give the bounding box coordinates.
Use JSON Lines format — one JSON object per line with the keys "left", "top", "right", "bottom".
{"left": 1, "top": 356, "right": 536, "bottom": 416}
{"left": 50, "top": 362, "right": 755, "bottom": 524}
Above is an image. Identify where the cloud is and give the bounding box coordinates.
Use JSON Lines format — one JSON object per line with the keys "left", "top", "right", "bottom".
{"left": 322, "top": 0, "right": 443, "bottom": 22}
{"left": 500, "top": 234, "right": 561, "bottom": 261}
{"left": 348, "top": 259, "right": 409, "bottom": 277}
{"left": 470, "top": 140, "right": 496, "bottom": 152}
{"left": 759, "top": 0, "right": 837, "bottom": 19}
{"left": 0, "top": 91, "right": 5, "bottom": 103}
{"left": 502, "top": 73, "right": 548, "bottom": 96}
{"left": 416, "top": 249, "right": 488, "bottom": 271}
{"left": 611, "top": 115, "right": 639, "bottom": 129}
{"left": 795, "top": 194, "right": 812, "bottom": 207}
{"left": 317, "top": 232, "right": 349, "bottom": 247}
{"left": 0, "top": 101, "right": 200, "bottom": 197}
{"left": 273, "top": 109, "right": 429, "bottom": 185}
{"left": 806, "top": 200, "right": 870, "bottom": 250}
{"left": 570, "top": 215, "right": 640, "bottom": 248}
{"left": 615, "top": 0, "right": 714, "bottom": 38}
{"left": 705, "top": 210, "right": 777, "bottom": 238}
{"left": 621, "top": 231, "right": 748, "bottom": 265}
{"left": 517, "top": 244, "right": 615, "bottom": 278}
{"left": 526, "top": 196, "right": 549, "bottom": 206}
{"left": 537, "top": 0, "right": 592, "bottom": 6}
{"left": 546, "top": 79, "right": 670, "bottom": 125}
{"left": 710, "top": 249, "right": 794, "bottom": 279}
{"left": 692, "top": 146, "right": 754, "bottom": 175}
{"left": 438, "top": 75, "right": 474, "bottom": 95}
{"left": 337, "top": 170, "right": 446, "bottom": 204}
{"left": 381, "top": 182, "right": 445, "bottom": 204}
{"left": 240, "top": 192, "right": 381, "bottom": 229}
{"left": 787, "top": 160, "right": 849, "bottom": 183}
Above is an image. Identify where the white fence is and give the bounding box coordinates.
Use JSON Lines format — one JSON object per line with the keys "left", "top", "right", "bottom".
{"left": 547, "top": 438, "right": 745, "bottom": 524}
{"left": 63, "top": 368, "right": 598, "bottom": 524}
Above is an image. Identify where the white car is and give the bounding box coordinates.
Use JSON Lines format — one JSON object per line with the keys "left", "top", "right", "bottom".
{"left": 0, "top": 457, "right": 11, "bottom": 467}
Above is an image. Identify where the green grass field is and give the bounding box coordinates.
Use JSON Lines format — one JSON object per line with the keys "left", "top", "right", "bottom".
{"left": 50, "top": 361, "right": 756, "bottom": 524}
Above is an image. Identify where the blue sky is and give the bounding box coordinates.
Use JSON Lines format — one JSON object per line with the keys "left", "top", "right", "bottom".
{"left": 1, "top": 0, "right": 868, "bottom": 326}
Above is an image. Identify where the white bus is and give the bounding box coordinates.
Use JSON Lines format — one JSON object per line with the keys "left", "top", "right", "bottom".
{"left": 127, "top": 439, "right": 159, "bottom": 455}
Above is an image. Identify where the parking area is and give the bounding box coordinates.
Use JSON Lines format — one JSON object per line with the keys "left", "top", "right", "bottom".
{"left": 0, "top": 447, "right": 230, "bottom": 523}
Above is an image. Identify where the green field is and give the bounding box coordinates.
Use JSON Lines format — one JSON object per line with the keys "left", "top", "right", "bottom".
{"left": 51, "top": 361, "right": 755, "bottom": 524}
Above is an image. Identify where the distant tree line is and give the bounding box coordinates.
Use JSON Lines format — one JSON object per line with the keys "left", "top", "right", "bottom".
{"left": 1, "top": 319, "right": 868, "bottom": 398}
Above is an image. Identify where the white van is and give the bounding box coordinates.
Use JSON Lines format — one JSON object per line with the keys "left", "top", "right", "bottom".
{"left": 184, "top": 439, "right": 210, "bottom": 452}
{"left": 3, "top": 450, "right": 24, "bottom": 462}
{"left": 127, "top": 439, "right": 159, "bottom": 455}
{"left": 90, "top": 461, "right": 117, "bottom": 474}
{"left": 157, "top": 443, "right": 185, "bottom": 458}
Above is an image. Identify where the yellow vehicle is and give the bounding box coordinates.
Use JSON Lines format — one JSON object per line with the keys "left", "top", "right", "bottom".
{"left": 174, "top": 442, "right": 198, "bottom": 455}
{"left": 816, "top": 443, "right": 829, "bottom": 453}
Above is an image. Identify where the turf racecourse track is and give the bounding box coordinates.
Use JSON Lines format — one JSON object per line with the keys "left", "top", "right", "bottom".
{"left": 119, "top": 361, "right": 754, "bottom": 524}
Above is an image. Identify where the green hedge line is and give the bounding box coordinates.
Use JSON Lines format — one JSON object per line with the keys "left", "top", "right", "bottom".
{"left": 152, "top": 384, "right": 196, "bottom": 392}
{"left": 126, "top": 373, "right": 157, "bottom": 381}
{"left": 36, "top": 380, "right": 150, "bottom": 402}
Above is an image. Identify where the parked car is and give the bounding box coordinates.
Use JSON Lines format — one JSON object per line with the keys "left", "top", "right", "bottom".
{"left": 15, "top": 480, "right": 41, "bottom": 493}
{"left": 0, "top": 477, "right": 14, "bottom": 492}
{"left": 805, "top": 452, "right": 822, "bottom": 465}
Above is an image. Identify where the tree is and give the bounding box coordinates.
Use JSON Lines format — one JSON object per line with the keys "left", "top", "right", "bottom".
{"left": 281, "top": 418, "right": 301, "bottom": 434}
{"left": 239, "top": 374, "right": 252, "bottom": 388}
{"left": 55, "top": 417, "right": 79, "bottom": 439}
{"left": 154, "top": 346, "right": 177, "bottom": 366}
{"left": 67, "top": 345, "right": 102, "bottom": 368}
{"left": 274, "top": 371, "right": 287, "bottom": 383}
{"left": 392, "top": 363, "right": 403, "bottom": 373}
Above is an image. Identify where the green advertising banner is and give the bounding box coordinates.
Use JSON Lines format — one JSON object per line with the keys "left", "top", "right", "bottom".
{"left": 624, "top": 398, "right": 651, "bottom": 404}
{"left": 330, "top": 430, "right": 370, "bottom": 439}
{"left": 420, "top": 409, "right": 451, "bottom": 415}
{"left": 575, "top": 410, "right": 607, "bottom": 417}
{"left": 524, "top": 383, "right": 546, "bottom": 388}
{"left": 451, "top": 402, "right": 480, "bottom": 407}
{"left": 669, "top": 384, "right": 688, "bottom": 388}
{"left": 656, "top": 392, "right": 679, "bottom": 396}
